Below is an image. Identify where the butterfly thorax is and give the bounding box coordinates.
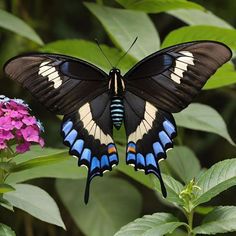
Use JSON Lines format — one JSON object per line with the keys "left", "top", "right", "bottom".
{"left": 108, "top": 68, "right": 125, "bottom": 130}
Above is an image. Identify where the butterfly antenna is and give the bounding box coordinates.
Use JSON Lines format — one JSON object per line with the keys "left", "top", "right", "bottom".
{"left": 95, "top": 38, "right": 113, "bottom": 68}
{"left": 114, "top": 36, "right": 138, "bottom": 68}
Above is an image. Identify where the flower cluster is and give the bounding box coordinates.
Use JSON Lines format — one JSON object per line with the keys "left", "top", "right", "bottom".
{"left": 0, "top": 95, "right": 44, "bottom": 154}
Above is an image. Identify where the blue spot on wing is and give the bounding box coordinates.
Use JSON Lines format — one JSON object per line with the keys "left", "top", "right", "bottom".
{"left": 90, "top": 157, "right": 100, "bottom": 173}
{"left": 159, "top": 131, "right": 172, "bottom": 149}
{"left": 136, "top": 153, "right": 145, "bottom": 169}
{"left": 64, "top": 129, "right": 77, "bottom": 145}
{"left": 146, "top": 153, "right": 156, "bottom": 168}
{"left": 71, "top": 139, "right": 84, "bottom": 155}
{"left": 127, "top": 153, "right": 135, "bottom": 164}
{"left": 163, "top": 120, "right": 176, "bottom": 138}
{"left": 153, "top": 141, "right": 165, "bottom": 158}
{"left": 109, "top": 154, "right": 118, "bottom": 165}
{"left": 62, "top": 120, "right": 73, "bottom": 136}
{"left": 101, "top": 155, "right": 110, "bottom": 171}
{"left": 79, "top": 148, "right": 91, "bottom": 165}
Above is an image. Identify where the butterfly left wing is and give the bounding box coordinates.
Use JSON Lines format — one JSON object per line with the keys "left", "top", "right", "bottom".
{"left": 4, "top": 53, "right": 118, "bottom": 203}
{"left": 4, "top": 53, "right": 109, "bottom": 115}
{"left": 123, "top": 41, "right": 231, "bottom": 196}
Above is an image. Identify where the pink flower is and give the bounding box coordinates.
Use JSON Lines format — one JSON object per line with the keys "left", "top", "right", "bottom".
{"left": 0, "top": 95, "right": 45, "bottom": 154}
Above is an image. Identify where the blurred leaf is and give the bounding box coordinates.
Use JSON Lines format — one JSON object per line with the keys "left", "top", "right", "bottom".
{"left": 85, "top": 2, "right": 159, "bottom": 60}
{"left": 41, "top": 39, "right": 136, "bottom": 74}
{"left": 0, "top": 162, "right": 15, "bottom": 172}
{"left": 195, "top": 206, "right": 215, "bottom": 215}
{"left": 4, "top": 184, "right": 66, "bottom": 229}
{"left": 117, "top": 0, "right": 204, "bottom": 13}
{"left": 192, "top": 159, "right": 236, "bottom": 208}
{"left": 6, "top": 147, "right": 86, "bottom": 183}
{"left": 9, "top": 152, "right": 68, "bottom": 172}
{"left": 56, "top": 177, "right": 142, "bottom": 236}
{"left": 0, "top": 224, "right": 16, "bottom": 236}
{"left": 152, "top": 174, "right": 184, "bottom": 206}
{"left": 193, "top": 206, "right": 236, "bottom": 234}
{"left": 204, "top": 62, "right": 236, "bottom": 89}
{"left": 162, "top": 25, "right": 236, "bottom": 50}
{"left": 167, "top": 228, "right": 188, "bottom": 236}
{"left": 166, "top": 146, "right": 201, "bottom": 183}
{"left": 0, "top": 196, "right": 14, "bottom": 211}
{"left": 167, "top": 9, "right": 233, "bottom": 29}
{"left": 114, "top": 212, "right": 186, "bottom": 236}
{"left": 174, "top": 103, "right": 235, "bottom": 146}
{"left": 0, "top": 183, "right": 15, "bottom": 193}
{"left": 0, "top": 9, "right": 43, "bottom": 45}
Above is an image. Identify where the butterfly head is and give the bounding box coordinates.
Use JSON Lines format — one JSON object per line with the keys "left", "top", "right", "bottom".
{"left": 109, "top": 68, "right": 125, "bottom": 96}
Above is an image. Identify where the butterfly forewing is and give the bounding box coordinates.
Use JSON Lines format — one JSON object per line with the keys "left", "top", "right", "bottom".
{"left": 4, "top": 53, "right": 108, "bottom": 115}
{"left": 124, "top": 41, "right": 232, "bottom": 112}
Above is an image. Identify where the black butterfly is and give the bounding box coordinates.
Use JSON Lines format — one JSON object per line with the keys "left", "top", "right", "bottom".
{"left": 4, "top": 41, "right": 231, "bottom": 203}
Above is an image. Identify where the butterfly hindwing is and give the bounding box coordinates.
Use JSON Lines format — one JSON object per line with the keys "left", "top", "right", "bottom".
{"left": 61, "top": 92, "right": 118, "bottom": 203}
{"left": 124, "top": 91, "right": 177, "bottom": 196}
{"left": 4, "top": 53, "right": 108, "bottom": 115}
{"left": 124, "top": 41, "right": 232, "bottom": 113}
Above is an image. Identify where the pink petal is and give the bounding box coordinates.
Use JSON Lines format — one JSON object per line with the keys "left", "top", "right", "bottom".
{"left": 38, "top": 137, "right": 45, "bottom": 147}
{"left": 21, "top": 126, "right": 40, "bottom": 142}
{"left": 22, "top": 116, "right": 37, "bottom": 126}
{"left": 0, "top": 139, "right": 7, "bottom": 150}
{"left": 16, "top": 142, "right": 31, "bottom": 153}
{"left": 0, "top": 130, "right": 14, "bottom": 140}
{"left": 0, "top": 116, "right": 14, "bottom": 131}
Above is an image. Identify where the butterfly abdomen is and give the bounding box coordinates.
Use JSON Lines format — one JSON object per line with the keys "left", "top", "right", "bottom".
{"left": 110, "top": 96, "right": 124, "bottom": 129}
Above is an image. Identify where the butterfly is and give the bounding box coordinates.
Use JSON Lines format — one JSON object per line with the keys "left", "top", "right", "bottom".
{"left": 4, "top": 41, "right": 231, "bottom": 203}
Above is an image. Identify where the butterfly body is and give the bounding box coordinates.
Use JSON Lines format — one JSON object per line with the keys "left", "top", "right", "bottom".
{"left": 4, "top": 41, "right": 232, "bottom": 203}
{"left": 108, "top": 68, "right": 125, "bottom": 129}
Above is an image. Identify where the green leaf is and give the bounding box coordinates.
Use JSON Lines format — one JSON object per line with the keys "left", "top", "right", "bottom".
{"left": 0, "top": 196, "right": 14, "bottom": 211}
{"left": 0, "top": 8, "right": 43, "bottom": 45}
{"left": 6, "top": 147, "right": 87, "bottom": 183}
{"left": 193, "top": 206, "right": 236, "bottom": 234}
{"left": 194, "top": 206, "right": 215, "bottom": 215}
{"left": 9, "top": 152, "right": 68, "bottom": 172}
{"left": 152, "top": 174, "right": 184, "bottom": 206}
{"left": 0, "top": 224, "right": 16, "bottom": 236}
{"left": 193, "top": 159, "right": 236, "bottom": 208}
{"left": 174, "top": 103, "right": 235, "bottom": 146}
{"left": 204, "top": 62, "right": 236, "bottom": 89}
{"left": 114, "top": 212, "right": 186, "bottom": 236}
{"left": 166, "top": 146, "right": 201, "bottom": 183}
{"left": 4, "top": 184, "right": 66, "bottom": 229}
{"left": 84, "top": 2, "right": 159, "bottom": 60}
{"left": 162, "top": 25, "right": 236, "bottom": 50}
{"left": 167, "top": 9, "right": 233, "bottom": 29}
{"left": 56, "top": 177, "right": 142, "bottom": 236}
{"left": 117, "top": 0, "right": 204, "bottom": 13}
{"left": 41, "top": 39, "right": 136, "bottom": 73}
{"left": 0, "top": 183, "right": 15, "bottom": 193}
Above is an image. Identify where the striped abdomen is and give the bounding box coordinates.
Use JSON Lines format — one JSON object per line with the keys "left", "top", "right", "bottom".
{"left": 110, "top": 96, "right": 124, "bottom": 130}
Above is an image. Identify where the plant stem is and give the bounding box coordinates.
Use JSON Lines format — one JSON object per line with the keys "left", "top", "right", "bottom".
{"left": 187, "top": 210, "right": 194, "bottom": 236}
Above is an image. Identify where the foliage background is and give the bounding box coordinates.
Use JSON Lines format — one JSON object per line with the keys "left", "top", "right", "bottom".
{"left": 0, "top": 0, "right": 236, "bottom": 236}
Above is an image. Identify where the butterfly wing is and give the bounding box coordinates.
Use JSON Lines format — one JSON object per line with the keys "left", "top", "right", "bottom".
{"left": 4, "top": 53, "right": 108, "bottom": 115}
{"left": 123, "top": 41, "right": 231, "bottom": 196}
{"left": 4, "top": 54, "right": 118, "bottom": 203}
{"left": 124, "top": 41, "right": 232, "bottom": 113}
